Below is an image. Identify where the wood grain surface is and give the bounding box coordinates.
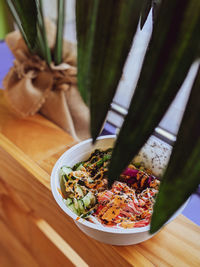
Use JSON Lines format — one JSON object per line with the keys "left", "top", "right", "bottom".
{"left": 0, "top": 92, "right": 76, "bottom": 162}
{"left": 0, "top": 91, "right": 200, "bottom": 267}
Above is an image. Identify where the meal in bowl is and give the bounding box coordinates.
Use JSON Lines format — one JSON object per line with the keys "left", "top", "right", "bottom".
{"left": 59, "top": 148, "right": 160, "bottom": 229}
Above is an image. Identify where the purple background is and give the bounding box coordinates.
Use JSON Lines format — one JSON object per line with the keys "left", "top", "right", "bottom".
{"left": 0, "top": 41, "right": 199, "bottom": 226}
{"left": 0, "top": 41, "right": 14, "bottom": 88}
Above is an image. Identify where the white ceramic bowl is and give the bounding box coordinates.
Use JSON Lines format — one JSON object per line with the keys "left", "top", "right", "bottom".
{"left": 51, "top": 135, "right": 188, "bottom": 245}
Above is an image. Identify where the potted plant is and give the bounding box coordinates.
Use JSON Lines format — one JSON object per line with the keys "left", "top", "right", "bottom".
{"left": 3, "top": 0, "right": 90, "bottom": 141}
{"left": 4, "top": 0, "right": 200, "bottom": 234}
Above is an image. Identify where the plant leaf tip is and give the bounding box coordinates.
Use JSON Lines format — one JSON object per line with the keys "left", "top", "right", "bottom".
{"left": 149, "top": 224, "right": 159, "bottom": 234}
{"left": 92, "top": 138, "right": 96, "bottom": 145}
{"left": 91, "top": 128, "right": 100, "bottom": 145}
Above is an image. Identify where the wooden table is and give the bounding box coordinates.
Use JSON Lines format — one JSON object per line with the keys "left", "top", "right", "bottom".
{"left": 0, "top": 91, "right": 199, "bottom": 267}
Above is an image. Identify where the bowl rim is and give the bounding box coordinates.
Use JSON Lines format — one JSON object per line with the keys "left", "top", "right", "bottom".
{"left": 51, "top": 135, "right": 187, "bottom": 234}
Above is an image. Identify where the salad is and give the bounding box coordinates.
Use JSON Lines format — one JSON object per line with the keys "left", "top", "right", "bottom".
{"left": 59, "top": 148, "right": 160, "bottom": 229}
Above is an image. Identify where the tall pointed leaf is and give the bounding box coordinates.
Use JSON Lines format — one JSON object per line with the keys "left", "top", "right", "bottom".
{"left": 150, "top": 64, "right": 200, "bottom": 233}
{"left": 6, "top": 0, "right": 38, "bottom": 52}
{"left": 54, "top": 0, "right": 65, "bottom": 65}
{"left": 140, "top": 0, "right": 152, "bottom": 30}
{"left": 76, "top": 0, "right": 144, "bottom": 139}
{"left": 140, "top": 0, "right": 162, "bottom": 30}
{"left": 76, "top": 0, "right": 98, "bottom": 104}
{"left": 108, "top": 0, "right": 200, "bottom": 186}
{"left": 152, "top": 0, "right": 162, "bottom": 24}
{"left": 6, "top": 0, "right": 52, "bottom": 64}
{"left": 36, "top": 0, "right": 52, "bottom": 64}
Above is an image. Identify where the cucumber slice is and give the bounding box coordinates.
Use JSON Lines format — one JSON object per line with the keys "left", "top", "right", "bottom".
{"left": 64, "top": 199, "right": 78, "bottom": 214}
{"left": 78, "top": 200, "right": 85, "bottom": 213}
{"left": 75, "top": 185, "right": 84, "bottom": 198}
{"left": 67, "top": 203, "right": 79, "bottom": 215}
{"left": 59, "top": 166, "right": 72, "bottom": 199}
{"left": 60, "top": 175, "right": 68, "bottom": 199}
{"left": 60, "top": 166, "right": 72, "bottom": 176}
{"left": 65, "top": 198, "right": 73, "bottom": 206}
{"left": 82, "top": 192, "right": 96, "bottom": 208}
{"left": 73, "top": 198, "right": 79, "bottom": 210}
{"left": 82, "top": 193, "right": 91, "bottom": 207}
{"left": 64, "top": 199, "right": 81, "bottom": 215}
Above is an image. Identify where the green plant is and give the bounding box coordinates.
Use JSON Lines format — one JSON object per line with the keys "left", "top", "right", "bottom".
{"left": 6, "top": 0, "right": 200, "bottom": 233}
{"left": 76, "top": 0, "right": 200, "bottom": 234}
{"left": 6, "top": 0, "right": 64, "bottom": 65}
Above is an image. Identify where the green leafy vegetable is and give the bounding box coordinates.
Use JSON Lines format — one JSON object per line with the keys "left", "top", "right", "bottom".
{"left": 96, "top": 154, "right": 111, "bottom": 167}
{"left": 73, "top": 161, "right": 84, "bottom": 171}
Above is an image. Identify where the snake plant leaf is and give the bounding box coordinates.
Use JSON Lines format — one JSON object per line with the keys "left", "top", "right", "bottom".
{"left": 140, "top": 0, "right": 162, "bottom": 30}
{"left": 76, "top": 0, "right": 97, "bottom": 104}
{"left": 54, "top": 0, "right": 65, "bottom": 65}
{"left": 140, "top": 0, "right": 152, "bottom": 30}
{"left": 6, "top": 0, "right": 51, "bottom": 64}
{"left": 76, "top": 0, "right": 144, "bottom": 139}
{"left": 36, "top": 0, "right": 52, "bottom": 64}
{"left": 150, "top": 65, "right": 200, "bottom": 234}
{"left": 152, "top": 0, "right": 162, "bottom": 24}
{"left": 108, "top": 0, "right": 200, "bottom": 187}
{"left": 6, "top": 0, "right": 38, "bottom": 52}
